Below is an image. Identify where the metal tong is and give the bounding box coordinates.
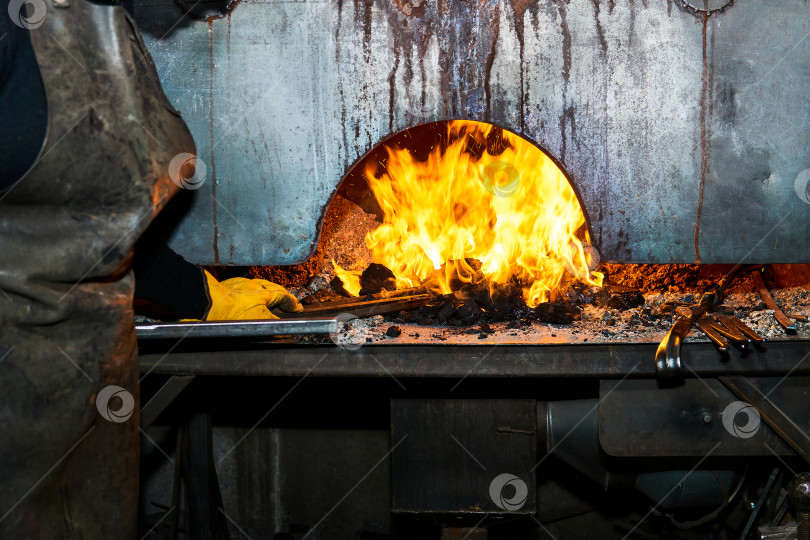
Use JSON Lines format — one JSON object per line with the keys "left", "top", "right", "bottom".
{"left": 655, "top": 266, "right": 764, "bottom": 381}
{"left": 752, "top": 269, "right": 802, "bottom": 333}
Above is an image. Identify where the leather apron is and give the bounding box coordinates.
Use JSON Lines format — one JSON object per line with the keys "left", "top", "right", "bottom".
{"left": 0, "top": 1, "right": 194, "bottom": 537}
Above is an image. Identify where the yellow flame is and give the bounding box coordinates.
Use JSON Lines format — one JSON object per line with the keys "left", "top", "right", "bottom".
{"left": 335, "top": 120, "right": 602, "bottom": 306}
{"left": 331, "top": 259, "right": 362, "bottom": 296}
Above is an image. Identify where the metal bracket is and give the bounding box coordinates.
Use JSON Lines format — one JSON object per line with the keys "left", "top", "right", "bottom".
{"left": 718, "top": 376, "right": 810, "bottom": 464}
{"left": 677, "top": 0, "right": 734, "bottom": 16}
{"left": 141, "top": 375, "right": 195, "bottom": 429}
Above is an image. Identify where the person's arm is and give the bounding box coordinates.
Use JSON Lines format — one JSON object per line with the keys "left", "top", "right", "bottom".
{"left": 0, "top": 18, "right": 47, "bottom": 186}
{"left": 133, "top": 241, "right": 303, "bottom": 320}
{"left": 133, "top": 241, "right": 209, "bottom": 319}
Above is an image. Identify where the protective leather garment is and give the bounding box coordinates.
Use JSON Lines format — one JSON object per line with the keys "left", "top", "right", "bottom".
{"left": 0, "top": 1, "right": 194, "bottom": 537}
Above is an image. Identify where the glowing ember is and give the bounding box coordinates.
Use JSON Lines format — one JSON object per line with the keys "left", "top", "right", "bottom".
{"left": 335, "top": 120, "right": 603, "bottom": 307}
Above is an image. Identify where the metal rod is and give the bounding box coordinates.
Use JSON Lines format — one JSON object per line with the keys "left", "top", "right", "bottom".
{"left": 279, "top": 295, "right": 432, "bottom": 319}
{"left": 715, "top": 314, "right": 765, "bottom": 343}
{"left": 741, "top": 467, "right": 781, "bottom": 540}
{"left": 141, "top": 375, "right": 196, "bottom": 429}
{"left": 299, "top": 286, "right": 427, "bottom": 306}
{"left": 753, "top": 271, "right": 797, "bottom": 333}
{"left": 696, "top": 318, "right": 731, "bottom": 351}
{"left": 718, "top": 376, "right": 810, "bottom": 464}
{"left": 136, "top": 318, "right": 337, "bottom": 340}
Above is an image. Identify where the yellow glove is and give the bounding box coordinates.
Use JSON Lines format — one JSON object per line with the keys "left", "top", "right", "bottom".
{"left": 203, "top": 270, "right": 304, "bottom": 320}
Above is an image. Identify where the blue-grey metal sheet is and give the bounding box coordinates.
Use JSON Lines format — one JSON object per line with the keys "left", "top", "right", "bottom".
{"left": 134, "top": 0, "right": 810, "bottom": 265}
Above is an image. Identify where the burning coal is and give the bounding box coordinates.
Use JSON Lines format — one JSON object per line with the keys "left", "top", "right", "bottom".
{"left": 334, "top": 120, "right": 602, "bottom": 307}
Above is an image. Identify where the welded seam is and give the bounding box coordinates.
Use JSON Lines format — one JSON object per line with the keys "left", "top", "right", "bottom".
{"left": 694, "top": 12, "right": 710, "bottom": 263}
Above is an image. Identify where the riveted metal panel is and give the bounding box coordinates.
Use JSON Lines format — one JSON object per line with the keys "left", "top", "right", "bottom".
{"left": 134, "top": 0, "right": 810, "bottom": 265}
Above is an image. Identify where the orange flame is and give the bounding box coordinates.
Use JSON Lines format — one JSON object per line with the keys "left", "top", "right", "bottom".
{"left": 335, "top": 120, "right": 602, "bottom": 306}
{"left": 331, "top": 258, "right": 362, "bottom": 296}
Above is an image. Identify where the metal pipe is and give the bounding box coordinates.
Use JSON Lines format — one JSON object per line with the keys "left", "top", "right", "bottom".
{"left": 136, "top": 318, "right": 337, "bottom": 340}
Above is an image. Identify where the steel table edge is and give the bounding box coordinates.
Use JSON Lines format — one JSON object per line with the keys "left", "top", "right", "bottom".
{"left": 137, "top": 340, "right": 810, "bottom": 378}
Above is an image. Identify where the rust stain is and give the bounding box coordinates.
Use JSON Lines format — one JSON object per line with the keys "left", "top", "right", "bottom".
{"left": 335, "top": 0, "right": 348, "bottom": 167}
{"left": 559, "top": 105, "right": 575, "bottom": 164}
{"left": 208, "top": 19, "right": 219, "bottom": 263}
{"left": 205, "top": 0, "right": 242, "bottom": 22}
{"left": 708, "top": 6, "right": 716, "bottom": 152}
{"left": 515, "top": 14, "right": 526, "bottom": 131}
{"left": 484, "top": 6, "right": 500, "bottom": 122}
{"left": 558, "top": 0, "right": 571, "bottom": 84}
{"left": 361, "top": 0, "right": 373, "bottom": 61}
{"left": 416, "top": 48, "right": 427, "bottom": 116}
{"left": 392, "top": 0, "right": 425, "bottom": 17}
{"left": 380, "top": 0, "right": 434, "bottom": 125}
{"left": 628, "top": 0, "right": 636, "bottom": 46}
{"left": 594, "top": 0, "right": 609, "bottom": 241}
{"left": 226, "top": 11, "right": 231, "bottom": 112}
{"left": 388, "top": 47, "right": 400, "bottom": 131}
{"left": 361, "top": 0, "right": 373, "bottom": 143}
{"left": 509, "top": 0, "right": 537, "bottom": 23}
{"left": 439, "top": 47, "right": 452, "bottom": 117}
{"left": 509, "top": 0, "right": 538, "bottom": 130}
{"left": 591, "top": 0, "right": 608, "bottom": 54}
{"left": 694, "top": 11, "right": 710, "bottom": 263}
{"left": 558, "top": 0, "right": 571, "bottom": 163}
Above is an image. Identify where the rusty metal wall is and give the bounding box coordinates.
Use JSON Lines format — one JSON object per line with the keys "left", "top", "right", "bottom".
{"left": 134, "top": 0, "right": 810, "bottom": 265}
